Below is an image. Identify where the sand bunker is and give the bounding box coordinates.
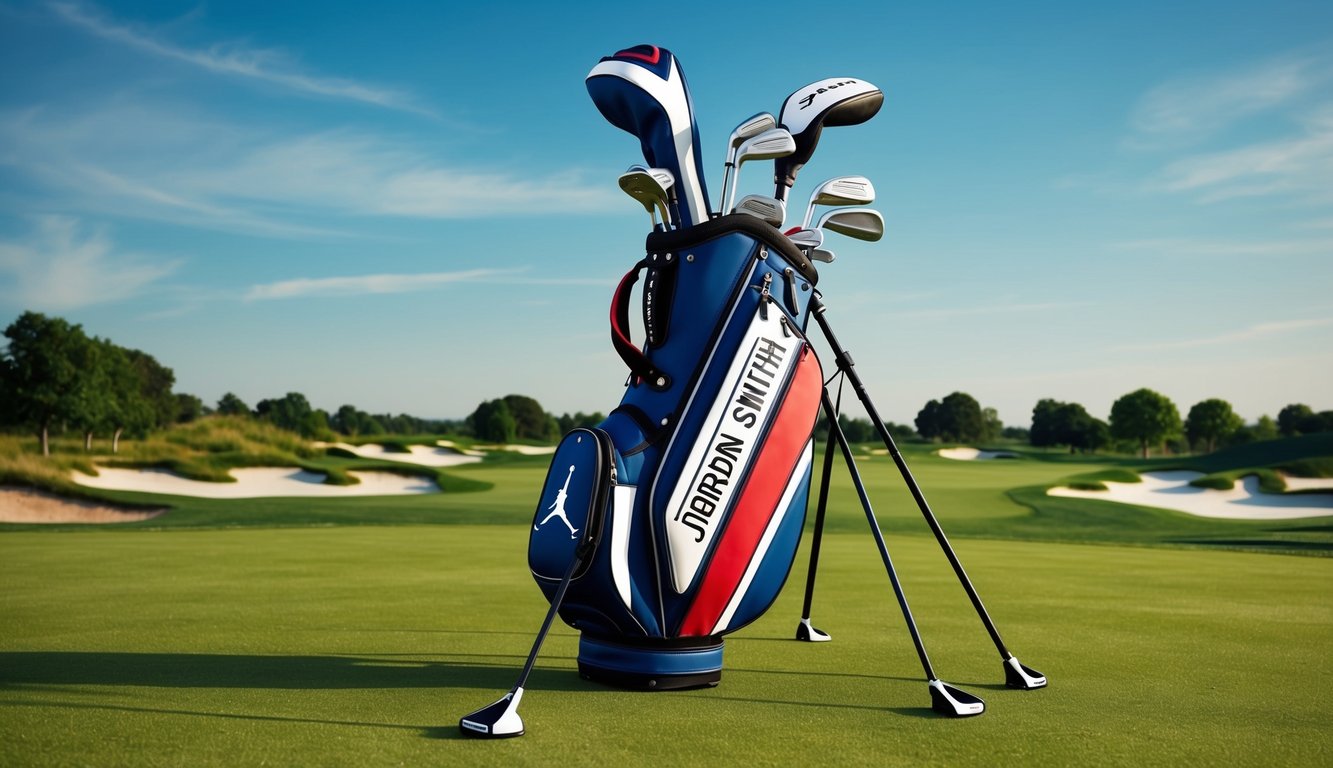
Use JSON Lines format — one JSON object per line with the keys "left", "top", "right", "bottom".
{"left": 72, "top": 467, "right": 438, "bottom": 499}
{"left": 1049, "top": 471, "right": 1333, "bottom": 520}
{"left": 938, "top": 447, "right": 1018, "bottom": 461}
{"left": 475, "top": 443, "right": 556, "bottom": 456}
{"left": 319, "top": 441, "right": 482, "bottom": 467}
{"left": 0, "top": 486, "right": 165, "bottom": 524}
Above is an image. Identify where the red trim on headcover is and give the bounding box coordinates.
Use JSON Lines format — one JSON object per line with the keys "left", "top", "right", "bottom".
{"left": 677, "top": 348, "right": 822, "bottom": 636}
{"left": 616, "top": 45, "right": 661, "bottom": 65}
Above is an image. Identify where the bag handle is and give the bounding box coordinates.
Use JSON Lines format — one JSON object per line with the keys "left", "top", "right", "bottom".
{"left": 611, "top": 260, "right": 671, "bottom": 390}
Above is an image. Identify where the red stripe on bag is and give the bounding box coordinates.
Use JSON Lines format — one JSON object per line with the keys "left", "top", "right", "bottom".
{"left": 678, "top": 348, "right": 822, "bottom": 636}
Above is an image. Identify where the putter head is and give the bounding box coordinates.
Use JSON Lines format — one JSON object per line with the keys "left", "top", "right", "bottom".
{"left": 586, "top": 45, "right": 711, "bottom": 227}
{"left": 928, "top": 679, "right": 985, "bottom": 718}
{"left": 787, "top": 227, "right": 824, "bottom": 251}
{"left": 734, "top": 194, "right": 786, "bottom": 227}
{"left": 725, "top": 112, "right": 777, "bottom": 167}
{"left": 816, "top": 207, "right": 884, "bottom": 242}
{"left": 803, "top": 175, "right": 875, "bottom": 227}
{"left": 775, "top": 78, "right": 883, "bottom": 200}
{"left": 459, "top": 687, "right": 525, "bottom": 738}
{"left": 1004, "top": 656, "right": 1048, "bottom": 690}
{"left": 808, "top": 247, "right": 835, "bottom": 263}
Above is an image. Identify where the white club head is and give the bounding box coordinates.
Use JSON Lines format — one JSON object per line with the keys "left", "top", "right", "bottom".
{"left": 734, "top": 194, "right": 786, "bottom": 227}
{"left": 816, "top": 207, "right": 883, "bottom": 242}
{"left": 808, "top": 247, "right": 835, "bottom": 263}
{"left": 802, "top": 175, "right": 876, "bottom": 228}
{"left": 725, "top": 127, "right": 796, "bottom": 215}
{"left": 787, "top": 228, "right": 824, "bottom": 251}
{"left": 619, "top": 167, "right": 676, "bottom": 229}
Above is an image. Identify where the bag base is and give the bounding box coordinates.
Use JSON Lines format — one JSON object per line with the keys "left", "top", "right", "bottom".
{"left": 577, "top": 633, "right": 723, "bottom": 690}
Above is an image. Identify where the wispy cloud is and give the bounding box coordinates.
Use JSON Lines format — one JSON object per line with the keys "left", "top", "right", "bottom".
{"left": 1110, "top": 236, "right": 1333, "bottom": 257}
{"left": 0, "top": 107, "right": 618, "bottom": 236}
{"left": 48, "top": 1, "right": 430, "bottom": 116}
{"left": 1152, "top": 107, "right": 1333, "bottom": 204}
{"left": 245, "top": 269, "right": 507, "bottom": 300}
{"left": 1116, "top": 317, "right": 1333, "bottom": 351}
{"left": 1128, "top": 54, "right": 1328, "bottom": 147}
{"left": 0, "top": 216, "right": 179, "bottom": 311}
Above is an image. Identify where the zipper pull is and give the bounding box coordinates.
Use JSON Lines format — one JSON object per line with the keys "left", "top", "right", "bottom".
{"left": 759, "top": 272, "right": 773, "bottom": 321}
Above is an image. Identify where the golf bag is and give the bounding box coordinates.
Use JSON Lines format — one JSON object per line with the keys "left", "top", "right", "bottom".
{"left": 527, "top": 215, "right": 823, "bottom": 688}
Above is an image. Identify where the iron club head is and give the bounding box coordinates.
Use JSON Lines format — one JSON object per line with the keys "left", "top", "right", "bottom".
{"left": 802, "top": 175, "right": 875, "bottom": 228}
{"left": 816, "top": 207, "right": 884, "bottom": 242}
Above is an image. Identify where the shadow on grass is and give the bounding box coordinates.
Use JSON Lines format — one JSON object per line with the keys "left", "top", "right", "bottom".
{"left": 0, "top": 651, "right": 585, "bottom": 693}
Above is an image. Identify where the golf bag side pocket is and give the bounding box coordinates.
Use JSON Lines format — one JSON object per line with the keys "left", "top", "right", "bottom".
{"left": 528, "top": 428, "right": 614, "bottom": 584}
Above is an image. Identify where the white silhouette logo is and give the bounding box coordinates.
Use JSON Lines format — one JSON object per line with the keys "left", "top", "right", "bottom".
{"left": 535, "top": 464, "right": 579, "bottom": 539}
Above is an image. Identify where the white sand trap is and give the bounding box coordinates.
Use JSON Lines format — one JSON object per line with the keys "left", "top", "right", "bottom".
{"left": 1049, "top": 470, "right": 1333, "bottom": 520}
{"left": 1281, "top": 475, "right": 1333, "bottom": 492}
{"left": 0, "top": 487, "right": 166, "bottom": 524}
{"left": 477, "top": 443, "right": 557, "bottom": 456}
{"left": 436, "top": 440, "right": 486, "bottom": 456}
{"left": 320, "top": 442, "right": 482, "bottom": 467}
{"left": 938, "top": 447, "right": 1018, "bottom": 461}
{"left": 73, "top": 467, "right": 438, "bottom": 499}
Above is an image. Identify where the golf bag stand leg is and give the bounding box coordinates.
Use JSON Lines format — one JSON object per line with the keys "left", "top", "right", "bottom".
{"left": 795, "top": 376, "right": 845, "bottom": 643}
{"left": 820, "top": 386, "right": 984, "bottom": 717}
{"left": 809, "top": 297, "right": 1047, "bottom": 690}
{"left": 459, "top": 545, "right": 588, "bottom": 738}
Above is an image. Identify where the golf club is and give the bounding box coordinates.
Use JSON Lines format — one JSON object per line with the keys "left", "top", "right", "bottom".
{"left": 818, "top": 384, "right": 985, "bottom": 717}
{"left": 619, "top": 166, "right": 676, "bottom": 230}
{"left": 733, "top": 194, "right": 786, "bottom": 227}
{"left": 717, "top": 112, "right": 776, "bottom": 216}
{"left": 787, "top": 227, "right": 824, "bottom": 251}
{"left": 586, "top": 45, "right": 712, "bottom": 228}
{"left": 816, "top": 207, "right": 884, "bottom": 242}
{"left": 808, "top": 247, "right": 835, "bottom": 263}
{"left": 801, "top": 175, "right": 875, "bottom": 228}
{"left": 724, "top": 127, "right": 795, "bottom": 216}
{"left": 774, "top": 78, "right": 883, "bottom": 203}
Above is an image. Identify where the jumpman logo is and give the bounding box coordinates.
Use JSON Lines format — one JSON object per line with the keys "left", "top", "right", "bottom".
{"left": 535, "top": 464, "right": 580, "bottom": 539}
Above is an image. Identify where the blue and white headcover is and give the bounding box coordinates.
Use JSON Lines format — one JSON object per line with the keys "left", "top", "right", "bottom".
{"left": 586, "top": 45, "right": 712, "bottom": 228}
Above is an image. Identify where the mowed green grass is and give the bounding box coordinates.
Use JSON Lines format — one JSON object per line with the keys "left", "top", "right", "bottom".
{"left": 2, "top": 525, "right": 1330, "bottom": 766}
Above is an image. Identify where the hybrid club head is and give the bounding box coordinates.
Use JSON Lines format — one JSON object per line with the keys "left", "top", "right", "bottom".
{"left": 808, "top": 247, "right": 835, "bottom": 263}
{"left": 459, "top": 687, "right": 525, "bottom": 738}
{"left": 1004, "top": 656, "right": 1048, "bottom": 690}
{"left": 718, "top": 112, "right": 777, "bottom": 215}
{"left": 618, "top": 166, "right": 676, "bottom": 230}
{"left": 802, "top": 175, "right": 876, "bottom": 228}
{"left": 795, "top": 617, "right": 831, "bottom": 642}
{"left": 787, "top": 227, "right": 824, "bottom": 251}
{"left": 725, "top": 127, "right": 796, "bottom": 216}
{"left": 734, "top": 194, "right": 786, "bottom": 227}
{"left": 774, "top": 78, "right": 884, "bottom": 201}
{"left": 586, "top": 45, "right": 711, "bottom": 227}
{"left": 816, "top": 207, "right": 884, "bottom": 242}
{"left": 928, "top": 679, "right": 985, "bottom": 718}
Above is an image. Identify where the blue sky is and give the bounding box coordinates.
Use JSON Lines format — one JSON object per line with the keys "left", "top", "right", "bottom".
{"left": 1, "top": 0, "right": 1330, "bottom": 428}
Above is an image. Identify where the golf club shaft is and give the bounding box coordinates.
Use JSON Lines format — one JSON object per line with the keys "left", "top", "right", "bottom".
{"left": 809, "top": 299, "right": 1012, "bottom": 660}
{"left": 514, "top": 547, "right": 585, "bottom": 689}
{"left": 820, "top": 385, "right": 937, "bottom": 682}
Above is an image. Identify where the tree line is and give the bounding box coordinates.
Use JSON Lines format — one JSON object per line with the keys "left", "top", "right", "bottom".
{"left": 4, "top": 311, "right": 1328, "bottom": 458}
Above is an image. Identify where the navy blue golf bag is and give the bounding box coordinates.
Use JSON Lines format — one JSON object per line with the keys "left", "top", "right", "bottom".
{"left": 527, "top": 215, "right": 822, "bottom": 689}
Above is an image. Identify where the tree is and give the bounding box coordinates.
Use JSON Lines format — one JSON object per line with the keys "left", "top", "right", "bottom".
{"left": 1109, "top": 388, "right": 1181, "bottom": 458}
{"left": 216, "top": 392, "right": 250, "bottom": 416}
{"left": 98, "top": 341, "right": 154, "bottom": 453}
{"left": 1185, "top": 398, "right": 1242, "bottom": 453}
{"left": 1277, "top": 404, "right": 1313, "bottom": 437}
{"left": 175, "top": 393, "right": 204, "bottom": 423}
{"left": 556, "top": 411, "right": 605, "bottom": 434}
{"left": 0, "top": 312, "right": 97, "bottom": 456}
{"left": 1030, "top": 399, "right": 1108, "bottom": 454}
{"left": 255, "top": 392, "right": 323, "bottom": 436}
{"left": 124, "top": 348, "right": 176, "bottom": 430}
{"left": 915, "top": 399, "right": 943, "bottom": 441}
{"left": 501, "top": 394, "right": 558, "bottom": 441}
{"left": 469, "top": 399, "right": 517, "bottom": 442}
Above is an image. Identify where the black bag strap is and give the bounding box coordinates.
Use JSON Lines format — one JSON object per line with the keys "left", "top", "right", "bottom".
{"left": 610, "top": 260, "right": 671, "bottom": 390}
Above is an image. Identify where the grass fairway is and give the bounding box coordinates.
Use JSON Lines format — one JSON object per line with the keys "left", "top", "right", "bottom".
{"left": 3, "top": 525, "right": 1330, "bottom": 766}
